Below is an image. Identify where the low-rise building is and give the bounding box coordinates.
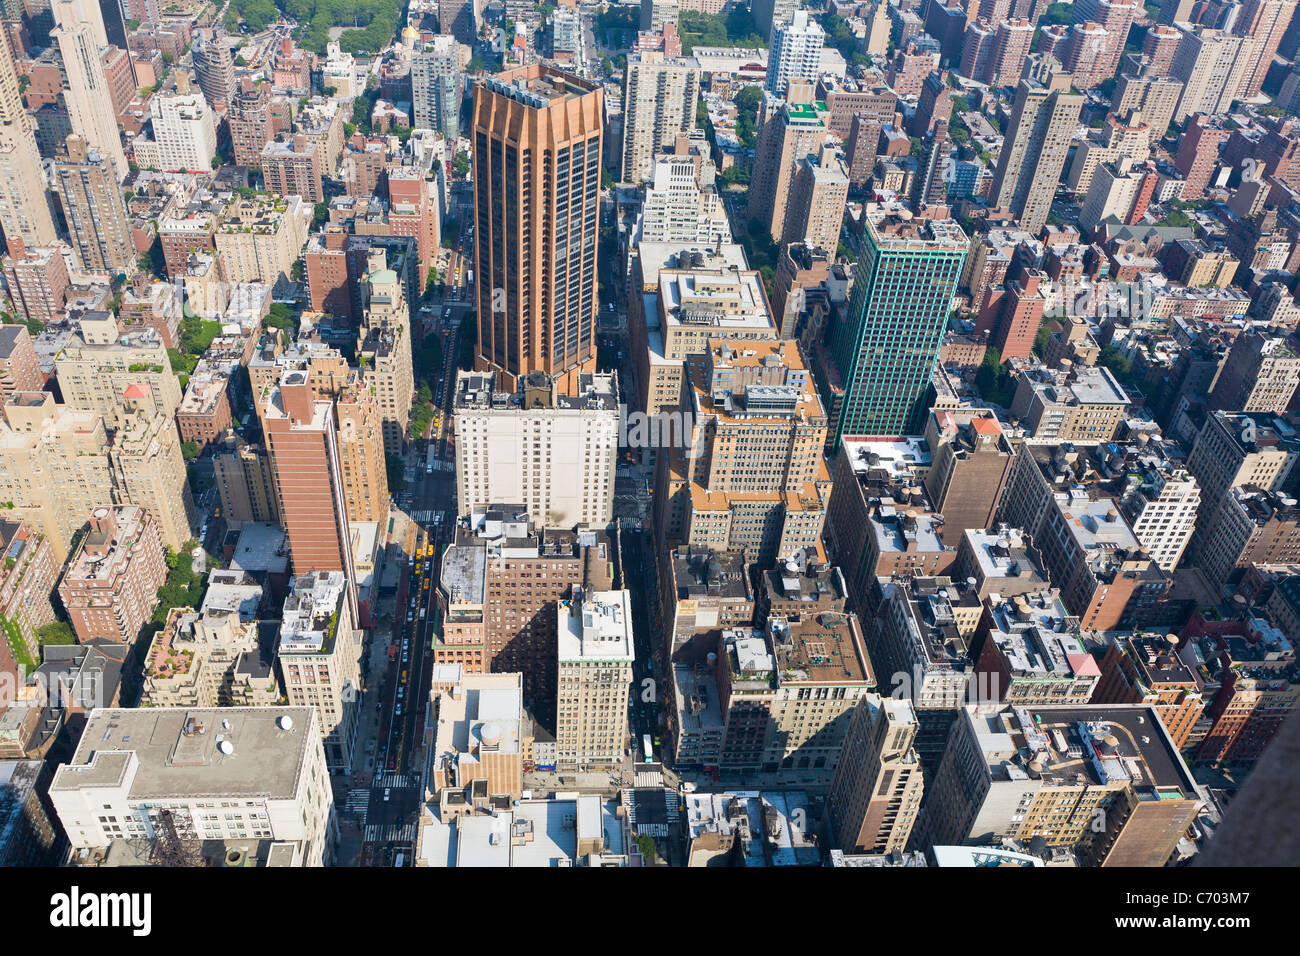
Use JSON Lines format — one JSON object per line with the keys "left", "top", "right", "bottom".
{"left": 49, "top": 706, "right": 336, "bottom": 866}
{"left": 428, "top": 672, "right": 528, "bottom": 801}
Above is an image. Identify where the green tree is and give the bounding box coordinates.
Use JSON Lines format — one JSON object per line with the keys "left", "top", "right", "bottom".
{"left": 1098, "top": 345, "right": 1135, "bottom": 386}
{"left": 181, "top": 441, "right": 201, "bottom": 460}
{"left": 601, "top": 55, "right": 614, "bottom": 77}
{"left": 1039, "top": 2, "right": 1073, "bottom": 24}
{"left": 467, "top": 55, "right": 485, "bottom": 74}
{"left": 265, "top": 302, "right": 296, "bottom": 331}
{"left": 975, "top": 346, "right": 1016, "bottom": 406}
{"left": 37, "top": 621, "right": 76, "bottom": 647}
{"left": 313, "top": 200, "right": 330, "bottom": 228}
{"left": 453, "top": 152, "right": 470, "bottom": 177}
{"left": 1033, "top": 322, "right": 1053, "bottom": 358}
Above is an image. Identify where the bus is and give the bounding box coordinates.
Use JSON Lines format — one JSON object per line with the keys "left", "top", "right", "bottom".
{"left": 642, "top": 733, "right": 653, "bottom": 764}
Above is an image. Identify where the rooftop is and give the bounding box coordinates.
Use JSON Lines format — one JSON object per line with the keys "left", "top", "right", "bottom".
{"left": 558, "top": 589, "right": 635, "bottom": 663}
{"left": 767, "top": 613, "right": 873, "bottom": 686}
{"left": 50, "top": 707, "right": 316, "bottom": 800}
{"left": 967, "top": 703, "right": 1199, "bottom": 796}
{"left": 278, "top": 571, "right": 348, "bottom": 656}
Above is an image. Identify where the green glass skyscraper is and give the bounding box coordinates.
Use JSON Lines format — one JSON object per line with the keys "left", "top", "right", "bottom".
{"left": 830, "top": 211, "right": 967, "bottom": 444}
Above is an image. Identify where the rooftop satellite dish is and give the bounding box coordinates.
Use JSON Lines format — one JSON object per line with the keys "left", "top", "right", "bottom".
{"left": 277, "top": 715, "right": 294, "bottom": 731}
{"left": 217, "top": 739, "right": 234, "bottom": 755}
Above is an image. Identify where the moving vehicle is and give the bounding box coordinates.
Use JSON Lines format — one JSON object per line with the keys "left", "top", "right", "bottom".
{"left": 643, "top": 734, "right": 653, "bottom": 764}
{"left": 383, "top": 789, "right": 391, "bottom": 802}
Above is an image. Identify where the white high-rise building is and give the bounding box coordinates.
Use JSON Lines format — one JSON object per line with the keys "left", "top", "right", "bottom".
{"left": 1078, "top": 156, "right": 1143, "bottom": 232}
{"left": 52, "top": 0, "right": 128, "bottom": 182}
{"left": 637, "top": 152, "right": 732, "bottom": 245}
{"left": 766, "top": 10, "right": 825, "bottom": 96}
{"left": 1120, "top": 466, "right": 1201, "bottom": 573}
{"left": 134, "top": 92, "right": 218, "bottom": 172}
{"left": 641, "top": 0, "right": 678, "bottom": 32}
{"left": 556, "top": 587, "right": 635, "bottom": 770}
{"left": 453, "top": 370, "right": 619, "bottom": 527}
{"left": 48, "top": 706, "right": 337, "bottom": 866}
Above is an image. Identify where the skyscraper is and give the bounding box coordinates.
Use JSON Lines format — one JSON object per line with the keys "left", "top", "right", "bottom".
{"left": 54, "top": 134, "right": 134, "bottom": 276}
{"left": 0, "top": 30, "right": 56, "bottom": 251}
{"left": 989, "top": 56, "right": 1084, "bottom": 234}
{"left": 1071, "top": 0, "right": 1139, "bottom": 85}
{"left": 765, "top": 9, "right": 824, "bottom": 96}
{"left": 751, "top": 0, "right": 798, "bottom": 43}
{"left": 1232, "top": 0, "right": 1296, "bottom": 99}
{"left": 264, "top": 372, "right": 357, "bottom": 614}
{"left": 782, "top": 143, "right": 849, "bottom": 252}
{"left": 335, "top": 374, "right": 390, "bottom": 524}
{"left": 52, "top": 0, "right": 128, "bottom": 182}
{"left": 472, "top": 65, "right": 603, "bottom": 392}
{"left": 1169, "top": 25, "right": 1256, "bottom": 124}
{"left": 829, "top": 211, "right": 967, "bottom": 444}
{"left": 356, "top": 248, "right": 415, "bottom": 457}
{"left": 191, "top": 27, "right": 236, "bottom": 109}
{"left": 748, "top": 79, "right": 828, "bottom": 245}
{"left": 438, "top": 0, "right": 478, "bottom": 44}
{"left": 827, "top": 696, "right": 925, "bottom": 855}
{"left": 412, "top": 34, "right": 461, "bottom": 139}
{"left": 620, "top": 47, "right": 701, "bottom": 182}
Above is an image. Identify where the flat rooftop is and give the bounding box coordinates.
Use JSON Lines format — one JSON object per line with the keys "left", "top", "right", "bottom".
{"left": 483, "top": 65, "right": 599, "bottom": 106}
{"left": 50, "top": 707, "right": 316, "bottom": 800}
{"left": 419, "top": 795, "right": 626, "bottom": 867}
{"left": 841, "top": 435, "right": 932, "bottom": 480}
{"left": 558, "top": 590, "right": 635, "bottom": 662}
{"left": 768, "top": 613, "right": 873, "bottom": 686}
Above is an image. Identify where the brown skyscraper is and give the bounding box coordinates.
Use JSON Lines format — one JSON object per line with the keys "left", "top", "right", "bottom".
{"left": 471, "top": 65, "right": 603, "bottom": 392}
{"left": 264, "top": 371, "right": 357, "bottom": 612}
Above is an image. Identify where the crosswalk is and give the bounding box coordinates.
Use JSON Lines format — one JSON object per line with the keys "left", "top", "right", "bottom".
{"left": 409, "top": 510, "right": 446, "bottom": 524}
{"left": 365, "top": 822, "right": 417, "bottom": 844}
{"left": 375, "top": 773, "right": 414, "bottom": 789}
